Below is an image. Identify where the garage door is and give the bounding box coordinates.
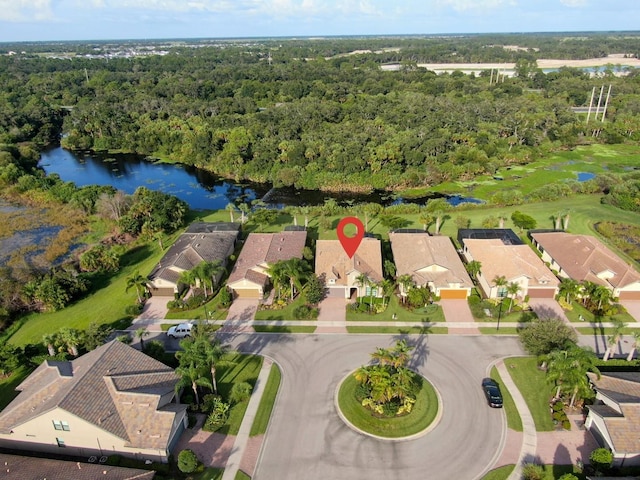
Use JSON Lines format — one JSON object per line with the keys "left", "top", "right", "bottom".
{"left": 619, "top": 291, "right": 640, "bottom": 301}
{"left": 326, "top": 287, "right": 347, "bottom": 298}
{"left": 527, "top": 288, "right": 555, "bottom": 299}
{"left": 233, "top": 288, "right": 261, "bottom": 299}
{"left": 150, "top": 287, "right": 174, "bottom": 296}
{"left": 439, "top": 289, "right": 468, "bottom": 299}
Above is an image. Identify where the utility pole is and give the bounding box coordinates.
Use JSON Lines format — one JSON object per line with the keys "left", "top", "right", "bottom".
{"left": 586, "top": 86, "right": 596, "bottom": 123}
{"left": 601, "top": 84, "right": 612, "bottom": 122}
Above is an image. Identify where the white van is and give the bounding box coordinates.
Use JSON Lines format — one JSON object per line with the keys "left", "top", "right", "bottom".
{"left": 167, "top": 323, "right": 194, "bottom": 339}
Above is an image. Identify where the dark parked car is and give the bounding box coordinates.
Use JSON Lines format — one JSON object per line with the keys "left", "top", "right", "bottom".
{"left": 482, "top": 378, "right": 503, "bottom": 408}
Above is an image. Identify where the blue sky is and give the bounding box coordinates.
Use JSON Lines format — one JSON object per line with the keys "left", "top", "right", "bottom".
{"left": 0, "top": 0, "right": 639, "bottom": 43}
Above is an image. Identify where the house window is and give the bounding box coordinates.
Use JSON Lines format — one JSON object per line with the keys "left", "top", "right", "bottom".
{"left": 497, "top": 288, "right": 507, "bottom": 298}
{"left": 56, "top": 437, "right": 65, "bottom": 447}
{"left": 53, "top": 420, "right": 70, "bottom": 431}
{"left": 365, "top": 287, "right": 378, "bottom": 297}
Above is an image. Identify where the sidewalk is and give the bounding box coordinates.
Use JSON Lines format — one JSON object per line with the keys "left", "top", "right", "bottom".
{"left": 221, "top": 357, "right": 273, "bottom": 480}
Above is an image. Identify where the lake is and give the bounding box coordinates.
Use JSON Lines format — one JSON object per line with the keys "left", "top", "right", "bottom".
{"left": 38, "top": 146, "right": 482, "bottom": 210}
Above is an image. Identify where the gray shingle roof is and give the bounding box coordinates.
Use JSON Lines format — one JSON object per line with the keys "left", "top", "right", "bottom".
{"left": 0, "top": 341, "right": 186, "bottom": 452}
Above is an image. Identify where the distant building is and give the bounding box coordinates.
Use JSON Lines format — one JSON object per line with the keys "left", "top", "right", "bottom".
{"left": 390, "top": 232, "right": 472, "bottom": 299}
{"left": 0, "top": 341, "right": 187, "bottom": 463}
{"left": 227, "top": 230, "right": 307, "bottom": 299}
{"left": 147, "top": 222, "right": 240, "bottom": 296}
{"left": 315, "top": 238, "right": 383, "bottom": 299}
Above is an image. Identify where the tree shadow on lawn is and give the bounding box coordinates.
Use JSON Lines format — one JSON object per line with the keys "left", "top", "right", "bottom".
{"left": 119, "top": 244, "right": 153, "bottom": 267}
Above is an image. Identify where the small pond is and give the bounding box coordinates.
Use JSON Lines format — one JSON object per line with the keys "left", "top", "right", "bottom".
{"left": 577, "top": 172, "right": 596, "bottom": 182}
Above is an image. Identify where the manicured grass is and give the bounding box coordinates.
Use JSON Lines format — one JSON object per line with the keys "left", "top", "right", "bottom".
{"left": 480, "top": 464, "right": 515, "bottom": 480}
{"left": 576, "top": 327, "right": 638, "bottom": 336}
{"left": 254, "top": 295, "right": 315, "bottom": 321}
{"left": 252, "top": 325, "right": 316, "bottom": 333}
{"left": 564, "top": 301, "right": 635, "bottom": 324}
{"left": 0, "top": 366, "right": 31, "bottom": 409}
{"left": 192, "top": 467, "right": 224, "bottom": 480}
{"left": 347, "top": 326, "right": 447, "bottom": 334}
{"left": 215, "top": 353, "right": 263, "bottom": 436}
{"left": 165, "top": 290, "right": 230, "bottom": 321}
{"left": 337, "top": 373, "right": 439, "bottom": 438}
{"left": 234, "top": 471, "right": 251, "bottom": 480}
{"left": 479, "top": 327, "right": 520, "bottom": 335}
{"left": 250, "top": 364, "right": 282, "bottom": 436}
{"left": 346, "top": 295, "right": 445, "bottom": 322}
{"left": 8, "top": 238, "right": 170, "bottom": 346}
{"left": 490, "top": 366, "right": 522, "bottom": 432}
{"left": 504, "top": 357, "right": 555, "bottom": 432}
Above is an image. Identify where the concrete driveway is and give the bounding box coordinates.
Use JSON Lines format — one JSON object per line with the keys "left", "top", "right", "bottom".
{"left": 621, "top": 300, "right": 640, "bottom": 322}
{"left": 316, "top": 297, "right": 347, "bottom": 333}
{"left": 529, "top": 298, "right": 571, "bottom": 323}
{"left": 224, "top": 334, "right": 525, "bottom": 480}
{"left": 439, "top": 299, "right": 479, "bottom": 334}
{"left": 221, "top": 299, "right": 259, "bottom": 333}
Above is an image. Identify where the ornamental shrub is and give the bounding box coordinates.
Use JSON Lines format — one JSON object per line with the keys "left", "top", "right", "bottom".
{"left": 230, "top": 381, "right": 253, "bottom": 404}
{"left": 590, "top": 447, "right": 613, "bottom": 473}
{"left": 521, "top": 463, "right": 544, "bottom": 480}
{"left": 177, "top": 449, "right": 199, "bottom": 473}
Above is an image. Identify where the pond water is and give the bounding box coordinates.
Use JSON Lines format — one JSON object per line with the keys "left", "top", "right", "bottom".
{"left": 577, "top": 172, "right": 596, "bottom": 182}
{"left": 38, "top": 146, "right": 483, "bottom": 210}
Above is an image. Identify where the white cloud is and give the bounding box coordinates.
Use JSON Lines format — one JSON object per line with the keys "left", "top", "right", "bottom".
{"left": 434, "top": 0, "right": 515, "bottom": 12}
{"left": 560, "top": 0, "right": 587, "bottom": 6}
{"left": 0, "top": 0, "right": 54, "bottom": 21}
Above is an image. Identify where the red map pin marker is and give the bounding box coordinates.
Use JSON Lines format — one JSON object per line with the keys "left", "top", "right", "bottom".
{"left": 337, "top": 216, "right": 365, "bottom": 259}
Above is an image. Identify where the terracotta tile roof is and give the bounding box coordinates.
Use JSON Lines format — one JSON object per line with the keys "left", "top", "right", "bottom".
{"left": 148, "top": 224, "right": 239, "bottom": 284}
{"left": 463, "top": 238, "right": 558, "bottom": 288}
{"left": 588, "top": 372, "right": 640, "bottom": 454}
{"left": 0, "top": 341, "right": 186, "bottom": 452}
{"left": 390, "top": 232, "right": 472, "bottom": 289}
{"left": 0, "top": 453, "right": 156, "bottom": 480}
{"left": 531, "top": 232, "right": 640, "bottom": 289}
{"left": 228, "top": 231, "right": 307, "bottom": 287}
{"left": 315, "top": 238, "right": 383, "bottom": 286}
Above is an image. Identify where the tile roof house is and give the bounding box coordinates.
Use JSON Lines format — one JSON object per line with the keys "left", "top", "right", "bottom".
{"left": 315, "top": 238, "right": 383, "bottom": 299}
{"left": 531, "top": 232, "right": 640, "bottom": 301}
{"left": 390, "top": 232, "right": 473, "bottom": 299}
{"left": 148, "top": 222, "right": 240, "bottom": 296}
{"left": 462, "top": 231, "right": 559, "bottom": 299}
{"left": 0, "top": 452, "right": 156, "bottom": 480}
{"left": 227, "top": 231, "right": 307, "bottom": 298}
{"left": 0, "top": 340, "right": 187, "bottom": 463}
{"left": 586, "top": 371, "right": 640, "bottom": 467}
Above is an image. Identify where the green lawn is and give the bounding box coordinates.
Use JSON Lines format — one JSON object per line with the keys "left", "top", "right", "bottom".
{"left": 165, "top": 290, "right": 230, "bottom": 321}
{"left": 490, "top": 366, "right": 522, "bottom": 432}
{"left": 480, "top": 465, "right": 515, "bottom": 480}
{"left": 215, "top": 353, "right": 263, "bottom": 436}
{"left": 346, "top": 295, "right": 445, "bottom": 322}
{"left": 347, "top": 326, "right": 447, "bottom": 334}
{"left": 254, "top": 295, "right": 315, "bottom": 321}
{"left": 504, "top": 357, "right": 555, "bottom": 431}
{"left": 337, "top": 373, "right": 439, "bottom": 438}
{"left": 564, "top": 301, "right": 635, "bottom": 324}
{"left": 234, "top": 471, "right": 251, "bottom": 480}
{"left": 479, "top": 327, "right": 520, "bottom": 335}
{"left": 252, "top": 326, "right": 316, "bottom": 333}
{"left": 0, "top": 366, "right": 31, "bottom": 409}
{"left": 250, "top": 364, "right": 281, "bottom": 436}
{"left": 8, "top": 239, "right": 169, "bottom": 346}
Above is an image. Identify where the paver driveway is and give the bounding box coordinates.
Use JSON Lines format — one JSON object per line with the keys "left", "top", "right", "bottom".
{"left": 316, "top": 297, "right": 347, "bottom": 333}
{"left": 621, "top": 300, "right": 640, "bottom": 322}
{"left": 225, "top": 334, "right": 525, "bottom": 480}
{"left": 440, "top": 299, "right": 479, "bottom": 334}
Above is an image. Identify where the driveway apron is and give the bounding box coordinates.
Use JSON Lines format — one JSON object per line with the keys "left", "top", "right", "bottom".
{"left": 439, "top": 299, "right": 480, "bottom": 334}
{"left": 316, "top": 297, "right": 347, "bottom": 333}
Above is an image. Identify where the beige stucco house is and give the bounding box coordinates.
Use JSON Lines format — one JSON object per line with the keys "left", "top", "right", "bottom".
{"left": 586, "top": 371, "right": 640, "bottom": 467}
{"left": 147, "top": 222, "right": 240, "bottom": 296}
{"left": 227, "top": 230, "right": 307, "bottom": 298}
{"left": 315, "top": 238, "right": 384, "bottom": 299}
{"left": 531, "top": 232, "right": 640, "bottom": 301}
{"left": 0, "top": 341, "right": 187, "bottom": 463}
{"left": 390, "top": 232, "right": 472, "bottom": 299}
{"left": 462, "top": 234, "right": 559, "bottom": 299}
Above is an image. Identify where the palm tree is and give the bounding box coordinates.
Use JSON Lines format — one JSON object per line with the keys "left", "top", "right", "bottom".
{"left": 545, "top": 345, "right": 600, "bottom": 406}
{"left": 125, "top": 271, "right": 148, "bottom": 303}
{"left": 563, "top": 210, "right": 571, "bottom": 230}
{"left": 368, "top": 280, "right": 379, "bottom": 312}
{"left": 175, "top": 361, "right": 213, "bottom": 405}
{"left": 355, "top": 273, "right": 370, "bottom": 304}
{"left": 266, "top": 261, "right": 287, "bottom": 300}
{"left": 178, "top": 268, "right": 198, "bottom": 295}
{"left": 426, "top": 198, "right": 450, "bottom": 234}
{"left": 558, "top": 278, "right": 580, "bottom": 304}
{"left": 300, "top": 206, "right": 311, "bottom": 229}
{"left": 492, "top": 275, "right": 508, "bottom": 299}
{"left": 603, "top": 318, "right": 627, "bottom": 361}
{"left": 497, "top": 215, "right": 508, "bottom": 229}
{"left": 627, "top": 331, "right": 640, "bottom": 361}
{"left": 225, "top": 203, "right": 236, "bottom": 223}
{"left": 42, "top": 333, "right": 57, "bottom": 356}
{"left": 465, "top": 260, "right": 482, "bottom": 280}
{"left": 419, "top": 212, "right": 434, "bottom": 232}
{"left": 135, "top": 327, "right": 149, "bottom": 350}
{"left": 397, "top": 274, "right": 414, "bottom": 302}
{"left": 57, "top": 327, "right": 81, "bottom": 357}
{"left": 238, "top": 202, "right": 250, "bottom": 224}
{"left": 506, "top": 282, "right": 521, "bottom": 313}
{"left": 280, "top": 258, "right": 311, "bottom": 302}
{"left": 201, "top": 338, "right": 230, "bottom": 395}
{"left": 196, "top": 261, "right": 225, "bottom": 296}
{"left": 379, "top": 279, "right": 394, "bottom": 309}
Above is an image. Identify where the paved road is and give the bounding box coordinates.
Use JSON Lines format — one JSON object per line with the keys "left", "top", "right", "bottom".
{"left": 218, "top": 333, "right": 525, "bottom": 480}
